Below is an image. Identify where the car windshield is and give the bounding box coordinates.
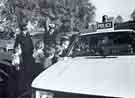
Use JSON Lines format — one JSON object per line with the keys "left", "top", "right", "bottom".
{"left": 69, "top": 31, "right": 135, "bottom": 57}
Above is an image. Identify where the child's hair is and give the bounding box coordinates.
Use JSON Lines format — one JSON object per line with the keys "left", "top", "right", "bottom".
{"left": 35, "top": 40, "right": 44, "bottom": 50}
{"left": 43, "top": 47, "right": 55, "bottom": 57}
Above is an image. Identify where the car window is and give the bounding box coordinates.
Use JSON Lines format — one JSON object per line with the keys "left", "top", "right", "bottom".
{"left": 69, "top": 31, "right": 135, "bottom": 57}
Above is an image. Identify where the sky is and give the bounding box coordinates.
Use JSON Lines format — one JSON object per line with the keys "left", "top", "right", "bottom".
{"left": 90, "top": 0, "right": 135, "bottom": 22}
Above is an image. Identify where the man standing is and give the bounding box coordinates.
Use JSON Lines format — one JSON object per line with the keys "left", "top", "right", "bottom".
{"left": 14, "top": 24, "right": 34, "bottom": 97}
{"left": 43, "top": 24, "right": 58, "bottom": 65}
{"left": 44, "top": 24, "right": 57, "bottom": 48}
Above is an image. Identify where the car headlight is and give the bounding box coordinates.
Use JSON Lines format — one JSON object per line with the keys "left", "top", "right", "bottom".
{"left": 34, "top": 90, "right": 54, "bottom": 98}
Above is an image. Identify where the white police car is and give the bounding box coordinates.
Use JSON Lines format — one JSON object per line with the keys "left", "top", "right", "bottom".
{"left": 32, "top": 21, "right": 135, "bottom": 98}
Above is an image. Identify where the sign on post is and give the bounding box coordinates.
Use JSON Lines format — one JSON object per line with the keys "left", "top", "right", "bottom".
{"left": 97, "top": 22, "right": 113, "bottom": 29}
{"left": 96, "top": 22, "right": 114, "bottom": 32}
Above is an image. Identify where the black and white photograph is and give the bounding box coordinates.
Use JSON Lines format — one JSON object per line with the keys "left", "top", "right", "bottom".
{"left": 0, "top": 0, "right": 135, "bottom": 98}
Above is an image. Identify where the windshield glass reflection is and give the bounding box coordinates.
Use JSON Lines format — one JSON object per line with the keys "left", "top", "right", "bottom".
{"left": 69, "top": 31, "right": 135, "bottom": 57}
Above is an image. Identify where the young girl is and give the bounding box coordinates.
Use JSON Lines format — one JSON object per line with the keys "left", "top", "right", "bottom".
{"left": 33, "top": 40, "right": 45, "bottom": 64}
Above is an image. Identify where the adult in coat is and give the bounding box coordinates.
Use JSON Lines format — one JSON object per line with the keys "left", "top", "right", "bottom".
{"left": 14, "top": 24, "right": 34, "bottom": 97}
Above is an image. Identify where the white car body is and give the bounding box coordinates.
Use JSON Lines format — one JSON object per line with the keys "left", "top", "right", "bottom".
{"left": 32, "top": 29, "right": 135, "bottom": 98}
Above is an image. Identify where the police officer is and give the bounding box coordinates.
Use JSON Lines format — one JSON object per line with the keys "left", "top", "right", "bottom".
{"left": 14, "top": 24, "right": 34, "bottom": 96}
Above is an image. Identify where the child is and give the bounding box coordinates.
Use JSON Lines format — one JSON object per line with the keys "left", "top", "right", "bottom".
{"left": 12, "top": 44, "right": 22, "bottom": 70}
{"left": 33, "top": 40, "right": 45, "bottom": 64}
{"left": 43, "top": 46, "right": 55, "bottom": 69}
{"left": 32, "top": 40, "right": 45, "bottom": 78}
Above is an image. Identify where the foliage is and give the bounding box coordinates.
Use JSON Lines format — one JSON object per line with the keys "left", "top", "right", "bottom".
{"left": 0, "top": 0, "right": 17, "bottom": 39}
{"left": 0, "top": 0, "right": 96, "bottom": 34}
{"left": 115, "top": 15, "right": 123, "bottom": 23}
{"left": 131, "top": 9, "right": 135, "bottom": 21}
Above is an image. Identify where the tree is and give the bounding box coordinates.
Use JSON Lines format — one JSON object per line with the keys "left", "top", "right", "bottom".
{"left": 131, "top": 9, "right": 135, "bottom": 21}
{"left": 52, "top": 0, "right": 96, "bottom": 32}
{"left": 5, "top": 0, "right": 96, "bottom": 34}
{"left": 0, "top": 0, "right": 17, "bottom": 38}
{"left": 115, "top": 15, "right": 123, "bottom": 23}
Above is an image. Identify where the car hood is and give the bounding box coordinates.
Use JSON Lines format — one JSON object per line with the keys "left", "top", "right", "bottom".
{"left": 32, "top": 56, "right": 135, "bottom": 98}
